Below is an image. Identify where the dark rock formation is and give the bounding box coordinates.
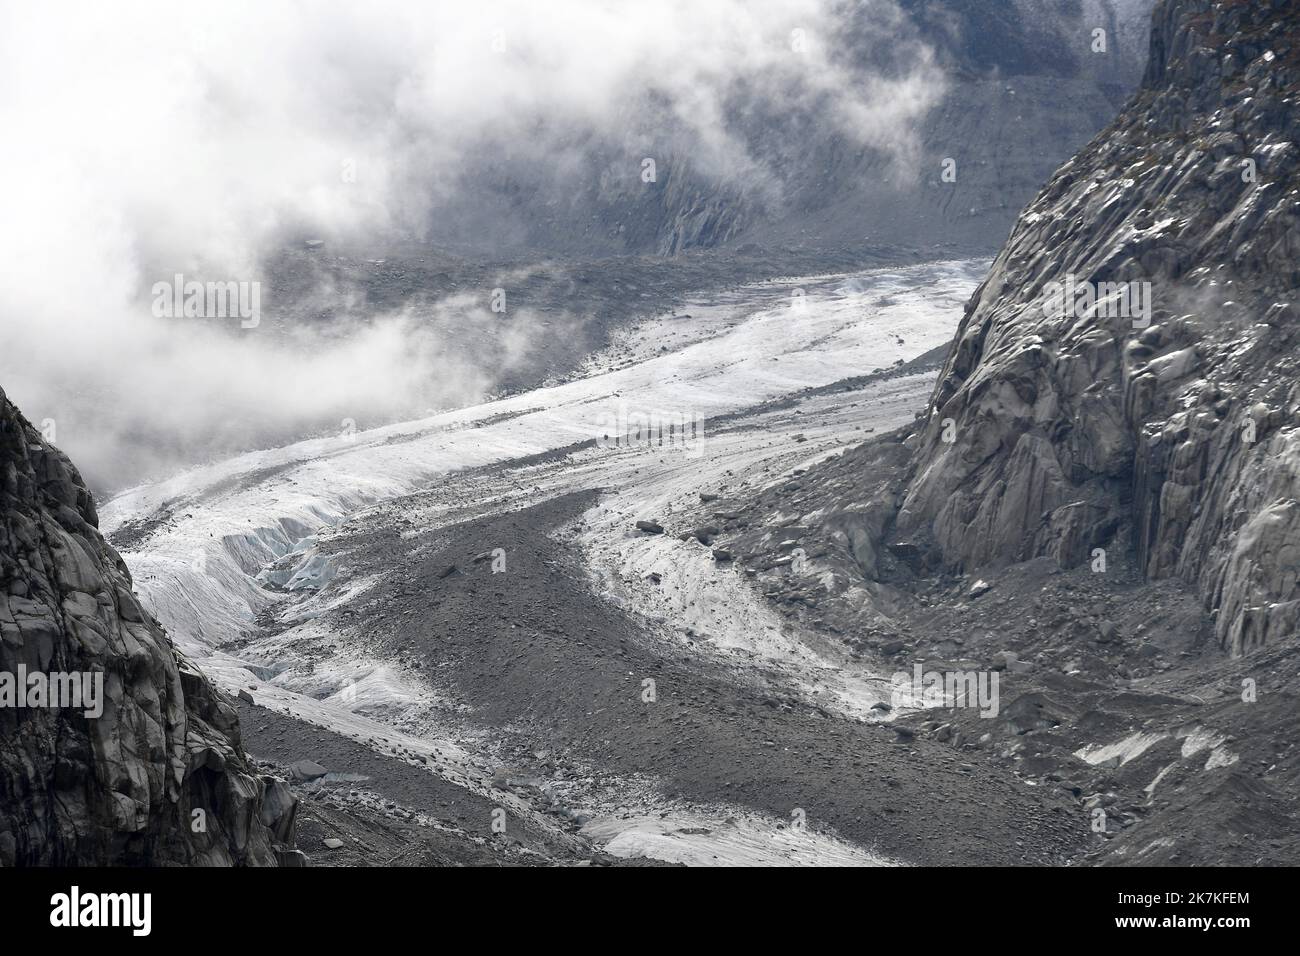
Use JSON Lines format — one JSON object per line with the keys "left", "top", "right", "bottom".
{"left": 895, "top": 0, "right": 1300, "bottom": 654}
{"left": 0, "top": 384, "right": 295, "bottom": 865}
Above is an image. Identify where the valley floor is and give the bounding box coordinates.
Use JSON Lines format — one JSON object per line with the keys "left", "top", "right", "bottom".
{"left": 99, "top": 259, "right": 1298, "bottom": 866}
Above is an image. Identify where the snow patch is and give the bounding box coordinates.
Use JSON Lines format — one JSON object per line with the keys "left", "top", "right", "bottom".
{"left": 583, "top": 811, "right": 897, "bottom": 867}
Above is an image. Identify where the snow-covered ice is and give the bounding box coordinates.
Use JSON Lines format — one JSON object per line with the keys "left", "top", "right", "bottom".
{"left": 101, "top": 258, "right": 985, "bottom": 864}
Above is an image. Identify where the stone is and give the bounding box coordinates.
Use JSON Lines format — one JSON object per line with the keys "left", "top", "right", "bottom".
{"left": 259, "top": 777, "right": 299, "bottom": 843}
{"left": 691, "top": 525, "right": 721, "bottom": 545}
{"left": 0, "top": 383, "right": 294, "bottom": 866}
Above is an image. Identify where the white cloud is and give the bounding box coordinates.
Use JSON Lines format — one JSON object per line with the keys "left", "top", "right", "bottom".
{"left": 0, "top": 0, "right": 942, "bottom": 490}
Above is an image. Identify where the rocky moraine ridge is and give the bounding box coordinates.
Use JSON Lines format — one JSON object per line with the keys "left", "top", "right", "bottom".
{"left": 895, "top": 0, "right": 1300, "bottom": 652}
{"left": 0, "top": 385, "right": 298, "bottom": 865}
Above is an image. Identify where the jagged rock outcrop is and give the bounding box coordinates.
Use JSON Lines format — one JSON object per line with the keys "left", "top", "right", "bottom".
{"left": 895, "top": 0, "right": 1300, "bottom": 654}
{"left": 0, "top": 384, "right": 296, "bottom": 864}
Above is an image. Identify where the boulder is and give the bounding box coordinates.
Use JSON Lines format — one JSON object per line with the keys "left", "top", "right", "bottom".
{"left": 288, "top": 759, "right": 328, "bottom": 782}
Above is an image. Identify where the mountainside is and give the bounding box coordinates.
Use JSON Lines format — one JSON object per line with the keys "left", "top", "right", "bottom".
{"left": 895, "top": 0, "right": 1300, "bottom": 653}
{"left": 425, "top": 0, "right": 1155, "bottom": 258}
{"left": 0, "top": 385, "right": 296, "bottom": 865}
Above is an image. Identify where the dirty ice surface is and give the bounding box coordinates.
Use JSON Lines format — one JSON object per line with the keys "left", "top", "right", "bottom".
{"left": 101, "top": 259, "right": 985, "bottom": 864}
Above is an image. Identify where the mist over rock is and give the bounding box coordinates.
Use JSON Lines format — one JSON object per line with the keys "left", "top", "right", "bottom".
{"left": 430, "top": 0, "right": 1157, "bottom": 259}
{"left": 0, "top": 384, "right": 295, "bottom": 865}
{"left": 0, "top": 0, "right": 1159, "bottom": 497}
{"left": 895, "top": 0, "right": 1300, "bottom": 653}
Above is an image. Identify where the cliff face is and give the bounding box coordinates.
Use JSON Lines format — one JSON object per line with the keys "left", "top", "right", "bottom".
{"left": 896, "top": 0, "right": 1300, "bottom": 653}
{"left": 0, "top": 384, "right": 295, "bottom": 865}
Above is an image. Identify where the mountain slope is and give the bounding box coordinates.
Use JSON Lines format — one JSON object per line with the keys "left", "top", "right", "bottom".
{"left": 895, "top": 0, "right": 1300, "bottom": 653}
{"left": 424, "top": 0, "right": 1155, "bottom": 258}
{"left": 0, "top": 385, "right": 297, "bottom": 865}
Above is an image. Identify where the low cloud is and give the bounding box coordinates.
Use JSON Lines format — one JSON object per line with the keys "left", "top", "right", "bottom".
{"left": 0, "top": 0, "right": 943, "bottom": 491}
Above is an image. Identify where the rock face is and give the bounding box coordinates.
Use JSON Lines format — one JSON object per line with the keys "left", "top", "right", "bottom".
{"left": 895, "top": 0, "right": 1300, "bottom": 654}
{"left": 423, "top": 0, "right": 1155, "bottom": 258}
{"left": 0, "top": 384, "right": 295, "bottom": 865}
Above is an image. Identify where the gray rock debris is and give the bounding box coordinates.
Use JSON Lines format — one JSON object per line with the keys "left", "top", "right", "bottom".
{"left": 289, "top": 759, "right": 329, "bottom": 782}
